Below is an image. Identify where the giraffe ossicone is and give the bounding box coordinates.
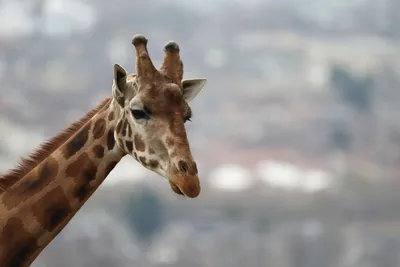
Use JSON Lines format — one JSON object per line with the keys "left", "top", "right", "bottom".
{"left": 0, "top": 34, "right": 207, "bottom": 267}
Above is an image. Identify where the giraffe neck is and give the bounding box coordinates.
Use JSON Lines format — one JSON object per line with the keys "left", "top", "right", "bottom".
{"left": 0, "top": 99, "right": 126, "bottom": 267}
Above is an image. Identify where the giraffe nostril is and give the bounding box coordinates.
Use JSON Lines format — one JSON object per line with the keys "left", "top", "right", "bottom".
{"left": 178, "top": 160, "right": 189, "bottom": 173}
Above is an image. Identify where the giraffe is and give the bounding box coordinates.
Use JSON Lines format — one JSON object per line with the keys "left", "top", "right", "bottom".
{"left": 0, "top": 34, "right": 207, "bottom": 267}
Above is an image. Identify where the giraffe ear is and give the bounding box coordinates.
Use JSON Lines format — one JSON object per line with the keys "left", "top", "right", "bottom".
{"left": 112, "top": 63, "right": 127, "bottom": 107}
{"left": 181, "top": 78, "right": 207, "bottom": 103}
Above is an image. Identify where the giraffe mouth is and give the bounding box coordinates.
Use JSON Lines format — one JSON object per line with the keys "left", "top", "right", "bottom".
{"left": 168, "top": 176, "right": 201, "bottom": 198}
{"left": 169, "top": 181, "right": 185, "bottom": 196}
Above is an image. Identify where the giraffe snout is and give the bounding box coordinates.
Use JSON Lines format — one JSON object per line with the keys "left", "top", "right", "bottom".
{"left": 170, "top": 175, "right": 200, "bottom": 198}
{"left": 168, "top": 160, "right": 200, "bottom": 198}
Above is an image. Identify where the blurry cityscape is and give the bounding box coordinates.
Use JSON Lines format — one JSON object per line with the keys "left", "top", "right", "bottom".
{"left": 1, "top": 0, "right": 400, "bottom": 266}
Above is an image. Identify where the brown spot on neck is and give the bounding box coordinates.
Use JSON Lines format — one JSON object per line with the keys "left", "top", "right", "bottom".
{"left": 148, "top": 159, "right": 159, "bottom": 169}
{"left": 31, "top": 186, "right": 72, "bottom": 232}
{"left": 92, "top": 145, "right": 105, "bottom": 158}
{"left": 1, "top": 157, "right": 59, "bottom": 209}
{"left": 28, "top": 157, "right": 58, "bottom": 192}
{"left": 116, "top": 120, "right": 123, "bottom": 133}
{"left": 138, "top": 156, "right": 147, "bottom": 166}
{"left": 108, "top": 111, "right": 115, "bottom": 121}
{"left": 134, "top": 134, "right": 145, "bottom": 152}
{"left": 92, "top": 118, "right": 107, "bottom": 139}
{"left": 65, "top": 153, "right": 98, "bottom": 201}
{"left": 121, "top": 120, "right": 128, "bottom": 136}
{"left": 65, "top": 153, "right": 97, "bottom": 182}
{"left": 0, "top": 98, "right": 111, "bottom": 193}
{"left": 125, "top": 141, "right": 133, "bottom": 153}
{"left": 107, "top": 129, "right": 115, "bottom": 151}
{"left": 62, "top": 123, "right": 91, "bottom": 159}
{"left": 0, "top": 218, "right": 39, "bottom": 267}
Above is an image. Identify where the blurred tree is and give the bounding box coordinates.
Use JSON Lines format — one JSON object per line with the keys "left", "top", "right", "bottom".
{"left": 222, "top": 204, "right": 245, "bottom": 266}
{"left": 224, "top": 204, "right": 244, "bottom": 221}
{"left": 330, "top": 64, "right": 374, "bottom": 113}
{"left": 124, "top": 188, "right": 165, "bottom": 247}
{"left": 253, "top": 214, "right": 271, "bottom": 267}
{"left": 290, "top": 234, "right": 310, "bottom": 267}
{"left": 329, "top": 123, "right": 352, "bottom": 152}
{"left": 253, "top": 214, "right": 271, "bottom": 234}
{"left": 330, "top": 64, "right": 377, "bottom": 159}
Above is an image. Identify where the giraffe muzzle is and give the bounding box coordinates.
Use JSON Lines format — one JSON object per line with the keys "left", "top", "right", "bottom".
{"left": 167, "top": 157, "right": 201, "bottom": 198}
{"left": 169, "top": 175, "right": 201, "bottom": 198}
{"left": 168, "top": 161, "right": 200, "bottom": 198}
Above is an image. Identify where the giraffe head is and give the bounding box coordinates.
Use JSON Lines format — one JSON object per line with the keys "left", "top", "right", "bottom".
{"left": 111, "top": 35, "right": 207, "bottom": 198}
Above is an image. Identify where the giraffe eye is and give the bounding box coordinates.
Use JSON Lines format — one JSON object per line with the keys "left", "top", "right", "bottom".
{"left": 132, "top": 109, "right": 149, "bottom": 120}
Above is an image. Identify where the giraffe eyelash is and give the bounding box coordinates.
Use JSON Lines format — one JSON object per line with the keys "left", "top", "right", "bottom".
{"left": 184, "top": 108, "right": 192, "bottom": 122}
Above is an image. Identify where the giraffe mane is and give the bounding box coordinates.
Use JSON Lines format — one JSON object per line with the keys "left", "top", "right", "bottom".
{"left": 0, "top": 97, "right": 112, "bottom": 193}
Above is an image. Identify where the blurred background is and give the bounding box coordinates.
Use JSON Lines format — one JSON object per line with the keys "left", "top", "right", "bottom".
{"left": 1, "top": 0, "right": 400, "bottom": 266}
